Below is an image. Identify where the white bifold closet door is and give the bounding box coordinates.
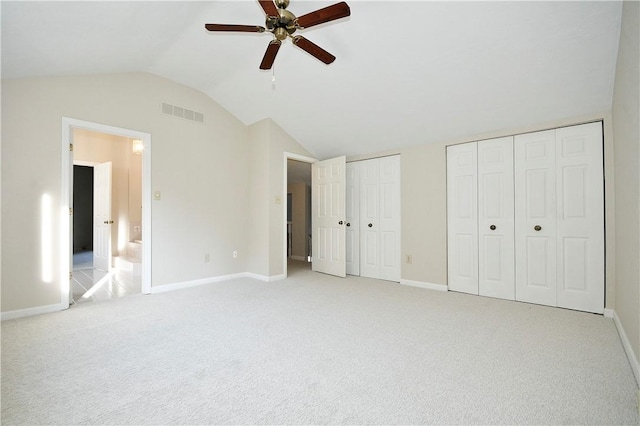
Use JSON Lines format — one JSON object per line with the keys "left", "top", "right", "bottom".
{"left": 345, "top": 162, "right": 360, "bottom": 276}
{"left": 447, "top": 143, "right": 479, "bottom": 294}
{"left": 514, "top": 122, "right": 604, "bottom": 313}
{"left": 478, "top": 137, "right": 515, "bottom": 300}
{"left": 447, "top": 122, "right": 604, "bottom": 313}
{"left": 447, "top": 137, "right": 514, "bottom": 299}
{"left": 514, "top": 130, "right": 558, "bottom": 306}
{"left": 346, "top": 155, "right": 401, "bottom": 282}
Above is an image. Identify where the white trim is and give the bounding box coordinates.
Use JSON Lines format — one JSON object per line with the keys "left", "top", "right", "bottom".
{"left": 283, "top": 152, "right": 317, "bottom": 280}
{"left": 244, "top": 272, "right": 287, "bottom": 282}
{"left": 73, "top": 160, "right": 98, "bottom": 167}
{"left": 291, "top": 255, "right": 307, "bottom": 262}
{"left": 400, "top": 279, "right": 449, "bottom": 292}
{"left": 61, "top": 118, "right": 153, "bottom": 300}
{"left": 604, "top": 308, "right": 614, "bottom": 318}
{"left": 150, "top": 273, "right": 247, "bottom": 294}
{"left": 611, "top": 309, "right": 640, "bottom": 387}
{"left": 1, "top": 303, "right": 64, "bottom": 321}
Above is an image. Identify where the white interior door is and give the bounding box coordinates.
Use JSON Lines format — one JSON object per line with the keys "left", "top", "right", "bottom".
{"left": 555, "top": 122, "right": 604, "bottom": 313}
{"left": 478, "top": 137, "right": 515, "bottom": 300}
{"left": 378, "top": 156, "right": 401, "bottom": 282}
{"left": 447, "top": 143, "right": 478, "bottom": 294}
{"left": 345, "top": 162, "right": 360, "bottom": 276}
{"left": 94, "top": 161, "right": 112, "bottom": 272}
{"left": 514, "top": 130, "right": 557, "bottom": 306}
{"left": 312, "top": 156, "right": 346, "bottom": 277}
{"left": 359, "top": 159, "right": 380, "bottom": 279}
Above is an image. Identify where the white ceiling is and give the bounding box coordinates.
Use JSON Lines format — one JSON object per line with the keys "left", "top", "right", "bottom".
{"left": 2, "top": 1, "right": 622, "bottom": 159}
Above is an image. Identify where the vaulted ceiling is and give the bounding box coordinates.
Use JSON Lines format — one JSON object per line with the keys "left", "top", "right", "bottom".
{"left": 2, "top": 1, "right": 622, "bottom": 159}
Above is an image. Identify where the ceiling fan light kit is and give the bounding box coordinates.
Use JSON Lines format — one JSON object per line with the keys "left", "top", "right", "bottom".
{"left": 205, "top": 0, "right": 350, "bottom": 70}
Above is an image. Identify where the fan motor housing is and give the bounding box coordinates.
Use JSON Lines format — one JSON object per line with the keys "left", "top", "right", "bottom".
{"left": 266, "top": 8, "right": 297, "bottom": 40}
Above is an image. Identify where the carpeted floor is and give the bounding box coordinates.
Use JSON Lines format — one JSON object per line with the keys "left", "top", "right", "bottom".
{"left": 2, "top": 262, "right": 638, "bottom": 425}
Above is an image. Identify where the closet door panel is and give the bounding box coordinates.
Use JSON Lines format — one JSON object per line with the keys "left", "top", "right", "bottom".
{"left": 345, "top": 163, "right": 360, "bottom": 276}
{"left": 555, "top": 122, "right": 604, "bottom": 313}
{"left": 514, "top": 130, "right": 557, "bottom": 306}
{"left": 379, "top": 156, "right": 401, "bottom": 281}
{"left": 478, "top": 137, "right": 515, "bottom": 300}
{"left": 447, "top": 143, "right": 478, "bottom": 295}
{"left": 360, "top": 159, "right": 380, "bottom": 279}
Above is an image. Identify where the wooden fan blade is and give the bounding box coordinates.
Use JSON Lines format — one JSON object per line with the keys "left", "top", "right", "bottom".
{"left": 292, "top": 36, "right": 336, "bottom": 64}
{"left": 260, "top": 40, "right": 282, "bottom": 70}
{"left": 205, "top": 24, "right": 265, "bottom": 33}
{"left": 258, "top": 0, "right": 279, "bottom": 17}
{"left": 296, "top": 2, "right": 350, "bottom": 29}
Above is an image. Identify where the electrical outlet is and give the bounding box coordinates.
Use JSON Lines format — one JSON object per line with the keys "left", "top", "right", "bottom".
{"left": 204, "top": 253, "right": 210, "bottom": 262}
{"left": 233, "top": 250, "right": 238, "bottom": 258}
{"left": 406, "top": 254, "right": 413, "bottom": 264}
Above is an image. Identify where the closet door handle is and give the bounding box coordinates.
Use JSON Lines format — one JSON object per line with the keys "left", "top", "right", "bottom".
{"left": 338, "top": 221, "right": 344, "bottom": 225}
{"left": 368, "top": 223, "right": 373, "bottom": 228}
{"left": 103, "top": 220, "right": 114, "bottom": 224}
{"left": 489, "top": 225, "right": 496, "bottom": 230}
{"left": 534, "top": 225, "right": 542, "bottom": 231}
{"left": 346, "top": 223, "right": 351, "bottom": 227}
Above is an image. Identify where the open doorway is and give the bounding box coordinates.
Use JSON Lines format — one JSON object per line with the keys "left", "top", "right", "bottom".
{"left": 70, "top": 129, "right": 143, "bottom": 304}
{"left": 284, "top": 153, "right": 315, "bottom": 277}
{"left": 61, "top": 117, "right": 151, "bottom": 310}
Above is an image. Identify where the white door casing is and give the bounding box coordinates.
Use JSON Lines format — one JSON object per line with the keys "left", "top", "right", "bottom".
{"left": 478, "top": 137, "right": 515, "bottom": 300}
{"left": 514, "top": 130, "right": 557, "bottom": 306}
{"left": 447, "top": 143, "right": 479, "bottom": 295}
{"left": 312, "top": 156, "right": 346, "bottom": 277}
{"left": 555, "top": 122, "right": 604, "bottom": 313}
{"left": 345, "top": 162, "right": 360, "bottom": 276}
{"left": 93, "top": 161, "right": 112, "bottom": 272}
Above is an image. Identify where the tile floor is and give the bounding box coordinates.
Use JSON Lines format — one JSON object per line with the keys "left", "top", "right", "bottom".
{"left": 72, "top": 251, "right": 141, "bottom": 305}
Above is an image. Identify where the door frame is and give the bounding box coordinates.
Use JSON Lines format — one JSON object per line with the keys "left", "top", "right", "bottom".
{"left": 283, "top": 152, "right": 317, "bottom": 278}
{"left": 61, "top": 117, "right": 152, "bottom": 309}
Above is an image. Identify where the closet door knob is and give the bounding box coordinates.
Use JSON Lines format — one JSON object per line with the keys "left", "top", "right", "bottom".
{"left": 338, "top": 221, "right": 344, "bottom": 225}
{"left": 534, "top": 225, "right": 542, "bottom": 231}
{"left": 490, "top": 225, "right": 496, "bottom": 230}
{"left": 368, "top": 223, "right": 373, "bottom": 228}
{"left": 346, "top": 223, "right": 351, "bottom": 227}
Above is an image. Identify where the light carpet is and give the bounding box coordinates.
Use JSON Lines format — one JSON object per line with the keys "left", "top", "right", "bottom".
{"left": 2, "top": 262, "right": 638, "bottom": 425}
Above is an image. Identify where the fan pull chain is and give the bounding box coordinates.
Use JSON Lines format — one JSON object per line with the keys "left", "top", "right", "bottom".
{"left": 272, "top": 66, "right": 276, "bottom": 90}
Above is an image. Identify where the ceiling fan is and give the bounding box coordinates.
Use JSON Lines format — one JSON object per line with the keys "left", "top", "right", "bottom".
{"left": 205, "top": 0, "right": 350, "bottom": 70}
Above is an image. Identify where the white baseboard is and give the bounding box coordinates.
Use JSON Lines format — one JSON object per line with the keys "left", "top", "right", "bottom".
{"left": 604, "top": 308, "right": 614, "bottom": 318}
{"left": 400, "top": 279, "right": 448, "bottom": 292}
{"left": 151, "top": 273, "right": 246, "bottom": 294}
{"left": 1, "top": 303, "right": 64, "bottom": 321}
{"left": 4, "top": 271, "right": 291, "bottom": 319}
{"left": 244, "top": 272, "right": 286, "bottom": 282}
{"left": 290, "top": 256, "right": 307, "bottom": 262}
{"left": 610, "top": 309, "right": 640, "bottom": 387}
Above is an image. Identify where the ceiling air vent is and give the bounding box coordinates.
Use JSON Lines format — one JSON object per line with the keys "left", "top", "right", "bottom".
{"left": 161, "top": 102, "right": 204, "bottom": 124}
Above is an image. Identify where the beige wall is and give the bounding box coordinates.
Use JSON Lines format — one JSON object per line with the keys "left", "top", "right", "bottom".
{"left": 246, "top": 119, "right": 312, "bottom": 278}
{"left": 287, "top": 181, "right": 309, "bottom": 260}
{"left": 612, "top": 1, "right": 640, "bottom": 365}
{"left": 246, "top": 120, "right": 270, "bottom": 276}
{"left": 1, "top": 73, "right": 250, "bottom": 311}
